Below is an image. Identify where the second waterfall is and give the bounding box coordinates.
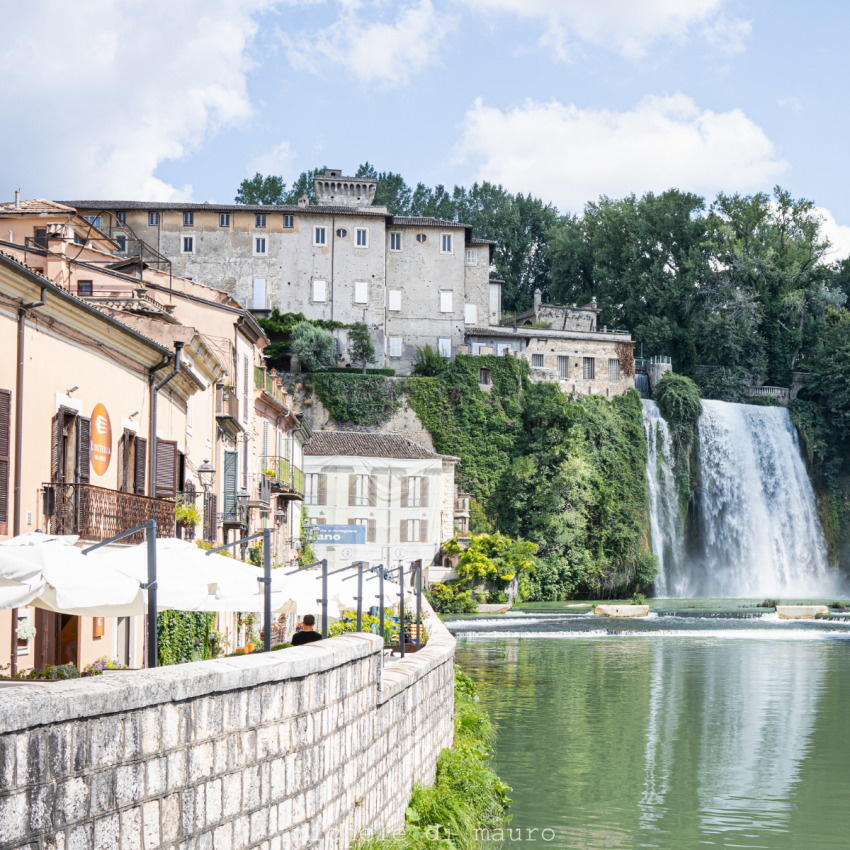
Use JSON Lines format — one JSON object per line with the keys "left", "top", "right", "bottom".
{"left": 643, "top": 398, "right": 840, "bottom": 597}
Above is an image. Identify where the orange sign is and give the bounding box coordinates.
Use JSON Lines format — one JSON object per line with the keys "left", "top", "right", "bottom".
{"left": 90, "top": 403, "right": 112, "bottom": 476}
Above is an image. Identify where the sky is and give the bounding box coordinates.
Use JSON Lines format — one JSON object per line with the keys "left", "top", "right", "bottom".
{"left": 2, "top": 0, "right": 849, "bottom": 257}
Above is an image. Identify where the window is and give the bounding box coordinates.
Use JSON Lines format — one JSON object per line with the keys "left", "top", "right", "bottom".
{"left": 182, "top": 236, "right": 194, "bottom": 253}
{"left": 305, "top": 473, "right": 327, "bottom": 506}
{"left": 77, "top": 280, "right": 93, "bottom": 296}
{"left": 117, "top": 431, "right": 147, "bottom": 495}
{"left": 116, "top": 212, "right": 126, "bottom": 224}
{"left": 219, "top": 213, "right": 230, "bottom": 227}
{"left": 115, "top": 234, "right": 127, "bottom": 252}
{"left": 348, "top": 473, "right": 376, "bottom": 507}
{"left": 479, "top": 367, "right": 491, "bottom": 386}
{"left": 252, "top": 278, "right": 266, "bottom": 310}
{"left": 583, "top": 357, "right": 595, "bottom": 380}
{"left": 466, "top": 249, "right": 477, "bottom": 265}
{"left": 354, "top": 281, "right": 368, "bottom": 304}
{"left": 34, "top": 228, "right": 47, "bottom": 248}
{"left": 314, "top": 226, "right": 327, "bottom": 246}
{"left": 416, "top": 233, "right": 427, "bottom": 243}
{"left": 356, "top": 228, "right": 368, "bottom": 247}
{"left": 438, "top": 338, "right": 451, "bottom": 358}
{"left": 464, "top": 304, "right": 477, "bottom": 325}
{"left": 609, "top": 358, "right": 620, "bottom": 382}
{"left": 255, "top": 213, "right": 266, "bottom": 228}
{"left": 388, "top": 290, "right": 401, "bottom": 311}
{"left": 532, "top": 353, "right": 544, "bottom": 368}
{"left": 336, "top": 228, "right": 347, "bottom": 238}
{"left": 312, "top": 280, "right": 326, "bottom": 302}
{"left": 389, "top": 232, "right": 402, "bottom": 251}
{"left": 389, "top": 337, "right": 402, "bottom": 358}
{"left": 283, "top": 214, "right": 294, "bottom": 229}
{"left": 254, "top": 237, "right": 267, "bottom": 255}
{"left": 440, "top": 291, "right": 453, "bottom": 313}
{"left": 16, "top": 610, "right": 33, "bottom": 654}
{"left": 148, "top": 212, "right": 159, "bottom": 226}
{"left": 83, "top": 214, "right": 102, "bottom": 229}
{"left": 441, "top": 233, "right": 453, "bottom": 253}
{"left": 350, "top": 517, "right": 376, "bottom": 543}
{"left": 399, "top": 518, "right": 428, "bottom": 543}
{"left": 183, "top": 212, "right": 194, "bottom": 226}
{"left": 558, "top": 356, "right": 570, "bottom": 379}
{"left": 400, "top": 476, "right": 428, "bottom": 508}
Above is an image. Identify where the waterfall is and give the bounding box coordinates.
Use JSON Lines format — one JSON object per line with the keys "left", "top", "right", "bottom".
{"left": 643, "top": 401, "right": 685, "bottom": 596}
{"left": 635, "top": 374, "right": 650, "bottom": 398}
{"left": 645, "top": 399, "right": 840, "bottom": 597}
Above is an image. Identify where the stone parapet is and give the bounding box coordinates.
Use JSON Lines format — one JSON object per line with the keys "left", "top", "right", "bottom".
{"left": 0, "top": 603, "right": 455, "bottom": 850}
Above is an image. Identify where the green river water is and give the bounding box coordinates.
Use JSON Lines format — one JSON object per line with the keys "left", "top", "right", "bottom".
{"left": 452, "top": 613, "right": 850, "bottom": 849}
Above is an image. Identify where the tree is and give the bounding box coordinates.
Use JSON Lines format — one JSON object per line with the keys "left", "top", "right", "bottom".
{"left": 235, "top": 173, "right": 287, "bottom": 205}
{"left": 347, "top": 322, "right": 376, "bottom": 373}
{"left": 291, "top": 321, "right": 336, "bottom": 372}
{"left": 282, "top": 166, "right": 326, "bottom": 204}
{"left": 806, "top": 307, "right": 850, "bottom": 438}
{"left": 355, "top": 162, "right": 413, "bottom": 214}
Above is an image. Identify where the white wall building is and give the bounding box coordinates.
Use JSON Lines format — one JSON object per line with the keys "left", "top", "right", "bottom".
{"left": 302, "top": 431, "right": 458, "bottom": 575}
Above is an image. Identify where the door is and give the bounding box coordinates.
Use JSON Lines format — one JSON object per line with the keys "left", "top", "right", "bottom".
{"left": 34, "top": 610, "right": 60, "bottom": 668}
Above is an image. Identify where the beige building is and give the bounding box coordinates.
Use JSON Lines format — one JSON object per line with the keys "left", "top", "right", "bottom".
{"left": 465, "top": 289, "right": 636, "bottom": 398}
{"left": 302, "top": 432, "right": 458, "bottom": 575}
{"left": 68, "top": 169, "right": 501, "bottom": 373}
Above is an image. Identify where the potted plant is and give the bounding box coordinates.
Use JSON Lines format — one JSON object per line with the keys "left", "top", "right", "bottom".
{"left": 174, "top": 500, "right": 201, "bottom": 528}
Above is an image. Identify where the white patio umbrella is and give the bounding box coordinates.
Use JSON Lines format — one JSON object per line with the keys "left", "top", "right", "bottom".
{"left": 270, "top": 568, "right": 343, "bottom": 620}
{"left": 333, "top": 572, "right": 413, "bottom": 610}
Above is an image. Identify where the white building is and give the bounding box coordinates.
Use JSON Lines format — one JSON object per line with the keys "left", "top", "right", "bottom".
{"left": 302, "top": 431, "right": 459, "bottom": 575}
{"left": 68, "top": 169, "right": 501, "bottom": 373}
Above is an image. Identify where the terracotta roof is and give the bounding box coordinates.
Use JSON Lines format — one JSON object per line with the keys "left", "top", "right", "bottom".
{"left": 61, "top": 200, "right": 388, "bottom": 217}
{"left": 304, "top": 431, "right": 458, "bottom": 462}
{"left": 0, "top": 199, "right": 76, "bottom": 216}
{"left": 390, "top": 216, "right": 467, "bottom": 229}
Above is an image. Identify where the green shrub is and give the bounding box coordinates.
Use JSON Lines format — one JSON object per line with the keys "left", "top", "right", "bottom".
{"left": 412, "top": 344, "right": 448, "bottom": 377}
{"left": 425, "top": 582, "right": 478, "bottom": 614}
{"left": 25, "top": 663, "right": 80, "bottom": 680}
{"left": 317, "top": 366, "right": 396, "bottom": 377}
{"left": 311, "top": 373, "right": 401, "bottom": 426}
{"left": 654, "top": 372, "right": 702, "bottom": 430}
{"left": 157, "top": 611, "right": 217, "bottom": 666}
{"left": 83, "top": 657, "right": 127, "bottom": 676}
{"left": 292, "top": 321, "right": 337, "bottom": 372}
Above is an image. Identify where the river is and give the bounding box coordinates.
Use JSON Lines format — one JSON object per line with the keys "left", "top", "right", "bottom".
{"left": 453, "top": 613, "right": 850, "bottom": 849}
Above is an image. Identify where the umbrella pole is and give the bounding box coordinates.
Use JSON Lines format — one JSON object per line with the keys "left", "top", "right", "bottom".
{"left": 356, "top": 562, "right": 363, "bottom": 632}
{"left": 415, "top": 560, "right": 422, "bottom": 649}
{"left": 263, "top": 528, "right": 272, "bottom": 653}
{"left": 399, "top": 566, "right": 405, "bottom": 659}
{"left": 321, "top": 559, "right": 329, "bottom": 639}
{"left": 145, "top": 519, "right": 158, "bottom": 669}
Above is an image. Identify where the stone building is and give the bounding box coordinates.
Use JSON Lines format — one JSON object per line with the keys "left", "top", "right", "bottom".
{"left": 67, "top": 169, "right": 501, "bottom": 373}
{"left": 465, "top": 290, "right": 635, "bottom": 397}
{"left": 302, "top": 431, "right": 459, "bottom": 575}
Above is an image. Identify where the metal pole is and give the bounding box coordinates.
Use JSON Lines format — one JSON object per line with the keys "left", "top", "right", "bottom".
{"left": 145, "top": 519, "right": 158, "bottom": 669}
{"left": 321, "top": 559, "right": 329, "bottom": 639}
{"left": 415, "top": 560, "right": 422, "bottom": 649}
{"left": 398, "top": 565, "right": 405, "bottom": 659}
{"left": 356, "top": 562, "right": 363, "bottom": 632}
{"left": 263, "top": 528, "right": 272, "bottom": 653}
{"left": 378, "top": 566, "right": 385, "bottom": 639}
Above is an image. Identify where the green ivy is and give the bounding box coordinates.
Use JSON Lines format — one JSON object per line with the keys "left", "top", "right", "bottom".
{"left": 156, "top": 610, "right": 216, "bottom": 666}
{"left": 310, "top": 373, "right": 403, "bottom": 426}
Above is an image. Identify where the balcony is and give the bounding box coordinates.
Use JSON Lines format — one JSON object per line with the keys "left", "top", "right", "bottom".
{"left": 43, "top": 482, "right": 176, "bottom": 543}
{"left": 259, "top": 456, "right": 304, "bottom": 499}
{"left": 215, "top": 384, "right": 243, "bottom": 439}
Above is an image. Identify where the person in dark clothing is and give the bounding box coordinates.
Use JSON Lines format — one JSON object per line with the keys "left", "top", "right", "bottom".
{"left": 291, "top": 614, "right": 322, "bottom": 646}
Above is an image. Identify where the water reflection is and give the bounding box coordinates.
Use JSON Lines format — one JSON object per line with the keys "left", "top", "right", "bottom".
{"left": 457, "top": 635, "right": 850, "bottom": 849}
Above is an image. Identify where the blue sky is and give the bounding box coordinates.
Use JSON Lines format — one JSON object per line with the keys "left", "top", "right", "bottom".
{"left": 3, "top": 0, "right": 848, "bottom": 254}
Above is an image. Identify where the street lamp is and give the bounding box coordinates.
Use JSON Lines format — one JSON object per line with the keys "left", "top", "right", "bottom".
{"left": 238, "top": 487, "right": 250, "bottom": 561}
{"left": 197, "top": 459, "right": 215, "bottom": 492}
{"left": 274, "top": 506, "right": 285, "bottom": 526}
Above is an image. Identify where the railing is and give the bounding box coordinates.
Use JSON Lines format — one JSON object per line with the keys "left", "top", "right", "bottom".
{"left": 43, "top": 482, "right": 176, "bottom": 543}
{"left": 254, "top": 366, "right": 290, "bottom": 406}
{"left": 747, "top": 386, "right": 790, "bottom": 402}
{"left": 259, "top": 456, "right": 304, "bottom": 496}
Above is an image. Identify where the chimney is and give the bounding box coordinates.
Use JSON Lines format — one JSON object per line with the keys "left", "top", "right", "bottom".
{"left": 14, "top": 189, "right": 20, "bottom": 210}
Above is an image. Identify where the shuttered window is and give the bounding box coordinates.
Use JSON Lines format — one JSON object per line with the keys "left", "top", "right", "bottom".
{"left": 558, "top": 356, "right": 570, "bottom": 379}
{"left": 348, "top": 474, "right": 376, "bottom": 506}
{"left": 155, "top": 439, "right": 178, "bottom": 498}
{"left": 0, "top": 389, "right": 10, "bottom": 534}
{"left": 305, "top": 473, "right": 327, "bottom": 506}
{"left": 609, "top": 358, "right": 620, "bottom": 382}
{"left": 243, "top": 355, "right": 249, "bottom": 421}
{"left": 400, "top": 476, "right": 428, "bottom": 508}
{"left": 349, "top": 518, "right": 376, "bottom": 543}
{"left": 399, "top": 519, "right": 429, "bottom": 543}
{"left": 223, "top": 450, "right": 238, "bottom": 519}
{"left": 76, "top": 417, "right": 91, "bottom": 484}
{"left": 134, "top": 437, "right": 147, "bottom": 495}
{"left": 203, "top": 492, "right": 218, "bottom": 542}
{"left": 583, "top": 357, "right": 595, "bottom": 380}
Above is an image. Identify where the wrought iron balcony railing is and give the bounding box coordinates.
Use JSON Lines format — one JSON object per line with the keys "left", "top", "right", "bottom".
{"left": 43, "top": 482, "right": 176, "bottom": 543}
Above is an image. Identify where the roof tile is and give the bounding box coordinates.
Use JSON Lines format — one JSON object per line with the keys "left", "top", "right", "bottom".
{"left": 304, "top": 431, "right": 458, "bottom": 461}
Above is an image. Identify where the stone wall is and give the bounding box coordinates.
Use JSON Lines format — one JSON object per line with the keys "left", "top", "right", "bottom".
{"left": 0, "top": 606, "right": 455, "bottom": 850}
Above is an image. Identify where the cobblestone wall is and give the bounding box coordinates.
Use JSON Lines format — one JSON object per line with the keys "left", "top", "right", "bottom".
{"left": 0, "top": 607, "right": 455, "bottom": 850}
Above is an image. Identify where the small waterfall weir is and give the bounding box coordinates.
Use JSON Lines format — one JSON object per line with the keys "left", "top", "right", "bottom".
{"left": 643, "top": 399, "right": 840, "bottom": 598}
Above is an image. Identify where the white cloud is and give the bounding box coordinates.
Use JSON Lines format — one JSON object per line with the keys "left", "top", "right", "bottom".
{"left": 817, "top": 207, "right": 850, "bottom": 262}
{"left": 0, "top": 0, "right": 275, "bottom": 201}
{"left": 777, "top": 96, "right": 803, "bottom": 111}
{"left": 459, "top": 0, "right": 751, "bottom": 60}
{"left": 455, "top": 94, "right": 789, "bottom": 212}
{"left": 248, "top": 142, "right": 298, "bottom": 177}
{"left": 283, "top": 0, "right": 454, "bottom": 87}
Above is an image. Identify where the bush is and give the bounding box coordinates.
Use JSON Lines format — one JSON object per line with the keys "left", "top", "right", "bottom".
{"left": 83, "top": 657, "right": 127, "bottom": 676}
{"left": 25, "top": 663, "right": 80, "bottom": 680}
{"left": 412, "top": 344, "right": 447, "bottom": 376}
{"left": 317, "top": 366, "right": 396, "bottom": 377}
{"left": 347, "top": 322, "right": 377, "bottom": 372}
{"left": 425, "top": 582, "right": 478, "bottom": 614}
{"left": 311, "top": 373, "right": 401, "bottom": 426}
{"left": 291, "top": 321, "right": 337, "bottom": 372}
{"left": 654, "top": 372, "right": 702, "bottom": 429}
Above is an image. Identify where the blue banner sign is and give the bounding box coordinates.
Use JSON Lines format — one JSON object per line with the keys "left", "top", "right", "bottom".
{"left": 312, "top": 524, "right": 366, "bottom": 545}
